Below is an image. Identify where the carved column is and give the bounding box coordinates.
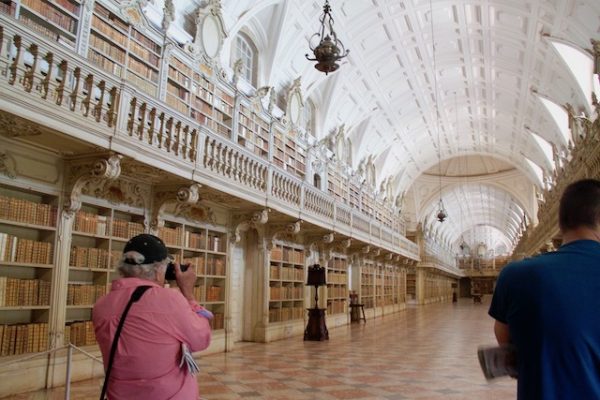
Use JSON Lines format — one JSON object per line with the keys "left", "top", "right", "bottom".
{"left": 76, "top": 0, "right": 95, "bottom": 57}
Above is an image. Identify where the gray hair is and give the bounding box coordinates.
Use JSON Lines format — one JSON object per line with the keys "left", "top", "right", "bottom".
{"left": 118, "top": 250, "right": 167, "bottom": 280}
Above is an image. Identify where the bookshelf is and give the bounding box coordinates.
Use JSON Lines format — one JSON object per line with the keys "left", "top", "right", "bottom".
{"left": 326, "top": 255, "right": 348, "bottom": 316}
{"left": 88, "top": 3, "right": 162, "bottom": 96}
{"left": 375, "top": 264, "right": 384, "bottom": 307}
{"left": 158, "top": 219, "right": 227, "bottom": 331}
{"left": 327, "top": 169, "right": 348, "bottom": 204}
{"left": 0, "top": 185, "right": 58, "bottom": 356}
{"left": 383, "top": 265, "right": 395, "bottom": 306}
{"left": 272, "top": 126, "right": 306, "bottom": 180}
{"left": 406, "top": 272, "right": 416, "bottom": 301}
{"left": 4, "top": 0, "right": 83, "bottom": 49}
{"left": 268, "top": 243, "right": 304, "bottom": 323}
{"left": 67, "top": 202, "right": 145, "bottom": 346}
{"left": 237, "top": 103, "right": 270, "bottom": 159}
{"left": 360, "top": 261, "right": 375, "bottom": 309}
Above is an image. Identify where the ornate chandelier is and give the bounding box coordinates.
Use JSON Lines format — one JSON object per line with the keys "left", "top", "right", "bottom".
{"left": 305, "top": 0, "right": 349, "bottom": 75}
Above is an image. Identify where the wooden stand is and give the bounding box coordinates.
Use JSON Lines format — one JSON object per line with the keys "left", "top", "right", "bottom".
{"left": 349, "top": 303, "right": 366, "bottom": 323}
{"left": 304, "top": 308, "right": 329, "bottom": 341}
{"left": 304, "top": 284, "right": 329, "bottom": 341}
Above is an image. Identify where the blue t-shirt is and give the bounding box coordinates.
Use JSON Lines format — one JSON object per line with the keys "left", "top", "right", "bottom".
{"left": 489, "top": 240, "right": 600, "bottom": 399}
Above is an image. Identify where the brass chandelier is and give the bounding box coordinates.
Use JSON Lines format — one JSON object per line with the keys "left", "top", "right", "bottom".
{"left": 306, "top": 0, "right": 349, "bottom": 75}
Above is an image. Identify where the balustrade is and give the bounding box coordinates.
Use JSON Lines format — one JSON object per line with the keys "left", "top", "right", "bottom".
{"left": 0, "top": 15, "right": 421, "bottom": 260}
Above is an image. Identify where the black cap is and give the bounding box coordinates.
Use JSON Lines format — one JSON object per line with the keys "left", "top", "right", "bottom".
{"left": 123, "top": 234, "right": 168, "bottom": 265}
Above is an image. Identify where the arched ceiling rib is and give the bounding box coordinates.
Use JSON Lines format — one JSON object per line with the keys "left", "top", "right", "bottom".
{"left": 156, "top": 0, "right": 598, "bottom": 253}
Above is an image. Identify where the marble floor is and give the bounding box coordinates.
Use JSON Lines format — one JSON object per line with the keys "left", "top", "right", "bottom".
{"left": 3, "top": 298, "right": 516, "bottom": 399}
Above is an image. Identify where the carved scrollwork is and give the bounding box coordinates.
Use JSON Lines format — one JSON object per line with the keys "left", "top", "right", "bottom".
{"left": 150, "top": 184, "right": 206, "bottom": 230}
{"left": 230, "top": 209, "right": 270, "bottom": 244}
{"left": 361, "top": 245, "right": 370, "bottom": 254}
{"left": 266, "top": 220, "right": 302, "bottom": 250}
{"left": 0, "top": 113, "right": 43, "bottom": 138}
{"left": 305, "top": 232, "right": 335, "bottom": 259}
{"left": 65, "top": 154, "right": 123, "bottom": 218}
{"left": 0, "top": 152, "right": 17, "bottom": 179}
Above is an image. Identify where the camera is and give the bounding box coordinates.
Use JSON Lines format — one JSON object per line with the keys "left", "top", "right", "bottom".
{"left": 165, "top": 262, "right": 189, "bottom": 281}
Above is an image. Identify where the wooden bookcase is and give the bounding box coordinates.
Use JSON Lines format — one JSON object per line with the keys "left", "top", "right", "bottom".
{"left": 383, "top": 265, "right": 395, "bottom": 306}
{"left": 326, "top": 255, "right": 348, "bottom": 316}
{"left": 0, "top": 184, "right": 58, "bottom": 356}
{"left": 327, "top": 168, "right": 348, "bottom": 204}
{"left": 268, "top": 243, "right": 304, "bottom": 323}
{"left": 375, "top": 264, "right": 384, "bottom": 307}
{"left": 158, "top": 219, "right": 227, "bottom": 331}
{"left": 406, "top": 272, "right": 416, "bottom": 301}
{"left": 0, "top": 0, "right": 82, "bottom": 49}
{"left": 67, "top": 201, "right": 145, "bottom": 347}
{"left": 272, "top": 126, "right": 306, "bottom": 180}
{"left": 349, "top": 182, "right": 361, "bottom": 210}
{"left": 360, "top": 261, "right": 375, "bottom": 309}
{"left": 88, "top": 3, "right": 162, "bottom": 96}
{"left": 237, "top": 103, "right": 270, "bottom": 159}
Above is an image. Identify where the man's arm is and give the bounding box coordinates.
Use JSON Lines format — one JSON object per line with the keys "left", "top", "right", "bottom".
{"left": 494, "top": 320, "right": 510, "bottom": 345}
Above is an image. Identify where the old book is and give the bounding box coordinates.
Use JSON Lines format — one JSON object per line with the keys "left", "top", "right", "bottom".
{"left": 478, "top": 344, "right": 518, "bottom": 380}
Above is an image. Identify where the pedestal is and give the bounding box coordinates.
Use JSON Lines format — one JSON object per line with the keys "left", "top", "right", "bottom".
{"left": 304, "top": 308, "right": 329, "bottom": 341}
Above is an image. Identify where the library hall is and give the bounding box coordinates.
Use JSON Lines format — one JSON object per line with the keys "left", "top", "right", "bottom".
{"left": 0, "top": 0, "right": 598, "bottom": 399}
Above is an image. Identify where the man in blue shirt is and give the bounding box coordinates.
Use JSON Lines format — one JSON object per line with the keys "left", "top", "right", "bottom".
{"left": 489, "top": 179, "right": 600, "bottom": 399}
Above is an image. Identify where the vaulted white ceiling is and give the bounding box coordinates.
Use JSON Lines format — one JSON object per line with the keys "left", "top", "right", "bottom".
{"left": 151, "top": 0, "right": 599, "bottom": 254}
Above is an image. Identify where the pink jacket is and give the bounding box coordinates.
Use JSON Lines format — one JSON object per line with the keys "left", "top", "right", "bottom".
{"left": 93, "top": 278, "right": 211, "bottom": 399}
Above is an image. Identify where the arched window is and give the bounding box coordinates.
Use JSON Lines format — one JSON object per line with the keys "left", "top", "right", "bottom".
{"left": 313, "top": 174, "right": 322, "bottom": 189}
{"left": 233, "top": 33, "right": 257, "bottom": 86}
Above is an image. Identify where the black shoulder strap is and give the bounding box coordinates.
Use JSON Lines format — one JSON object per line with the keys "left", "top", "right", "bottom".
{"left": 100, "top": 285, "right": 151, "bottom": 400}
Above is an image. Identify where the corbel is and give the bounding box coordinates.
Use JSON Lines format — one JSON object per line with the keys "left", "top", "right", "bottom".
{"left": 230, "top": 208, "right": 270, "bottom": 244}
{"left": 150, "top": 183, "right": 204, "bottom": 231}
{"left": 361, "top": 245, "right": 371, "bottom": 254}
{"left": 64, "top": 154, "right": 122, "bottom": 218}
{"left": 306, "top": 232, "right": 335, "bottom": 261}
{"left": 266, "top": 220, "right": 302, "bottom": 251}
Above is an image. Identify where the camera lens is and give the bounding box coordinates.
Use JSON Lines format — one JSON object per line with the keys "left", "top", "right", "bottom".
{"left": 165, "top": 262, "right": 189, "bottom": 280}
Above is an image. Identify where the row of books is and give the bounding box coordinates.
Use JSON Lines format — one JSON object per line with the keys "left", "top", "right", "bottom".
{"left": 327, "top": 286, "right": 348, "bottom": 298}
{"left": 93, "top": 3, "right": 128, "bottom": 34}
{"left": 128, "top": 57, "right": 158, "bottom": 82}
{"left": 205, "top": 256, "right": 226, "bottom": 276}
{"left": 127, "top": 71, "right": 157, "bottom": 96}
{"left": 0, "top": 1, "right": 16, "bottom": 16}
{"left": 210, "top": 313, "right": 224, "bottom": 330}
{"left": 270, "top": 247, "right": 305, "bottom": 264}
{"left": 131, "top": 29, "right": 161, "bottom": 55}
{"left": 167, "top": 82, "right": 188, "bottom": 101}
{"left": 129, "top": 40, "right": 160, "bottom": 68}
{"left": 330, "top": 258, "right": 348, "bottom": 269}
{"left": 168, "top": 66, "right": 191, "bottom": 87}
{"left": 52, "top": 0, "right": 80, "bottom": 15}
{"left": 327, "top": 272, "right": 347, "bottom": 284}
{"left": 89, "top": 32, "right": 126, "bottom": 64}
{"left": 88, "top": 49, "right": 124, "bottom": 77}
{"left": 21, "top": 0, "right": 78, "bottom": 33}
{"left": 205, "top": 285, "right": 223, "bottom": 302}
{"left": 91, "top": 14, "right": 127, "bottom": 46}
{"left": 268, "top": 306, "right": 303, "bottom": 323}
{"left": 170, "top": 57, "right": 192, "bottom": 77}
{"left": 269, "top": 286, "right": 303, "bottom": 301}
{"left": 327, "top": 299, "right": 346, "bottom": 314}
{"left": 0, "top": 323, "right": 48, "bottom": 356}
{"left": 70, "top": 246, "right": 120, "bottom": 269}
{"left": 74, "top": 212, "right": 108, "bottom": 236}
{"left": 0, "top": 195, "right": 57, "bottom": 227}
{"left": 0, "top": 277, "right": 51, "bottom": 307}
{"left": 270, "top": 265, "right": 303, "bottom": 281}
{"left": 361, "top": 287, "right": 375, "bottom": 296}
{"left": 0, "top": 234, "right": 53, "bottom": 264}
{"left": 166, "top": 94, "right": 189, "bottom": 115}
{"left": 158, "top": 226, "right": 184, "bottom": 247}
{"left": 66, "top": 284, "right": 107, "bottom": 306}
{"left": 65, "top": 320, "right": 96, "bottom": 346}
{"left": 111, "top": 219, "right": 144, "bottom": 239}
